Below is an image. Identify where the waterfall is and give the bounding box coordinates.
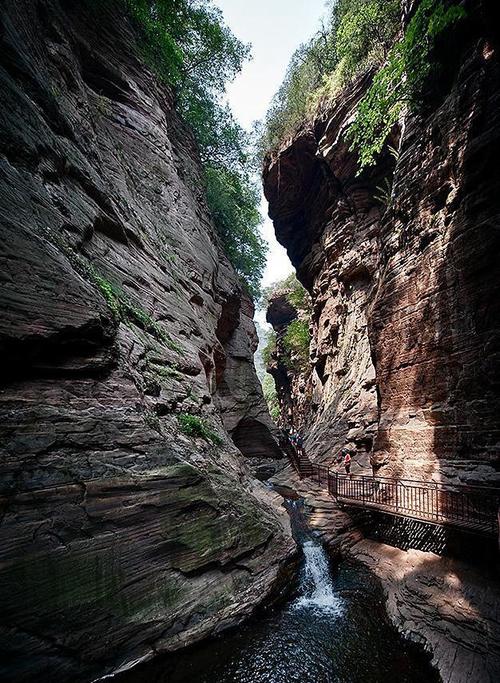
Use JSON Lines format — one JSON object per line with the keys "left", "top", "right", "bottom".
{"left": 293, "top": 540, "right": 343, "bottom": 614}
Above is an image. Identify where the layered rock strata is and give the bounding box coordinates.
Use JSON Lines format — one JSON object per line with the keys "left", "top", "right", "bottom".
{"left": 0, "top": 2, "right": 291, "bottom": 681}
{"left": 263, "top": 1, "right": 500, "bottom": 484}
{"left": 350, "top": 539, "right": 500, "bottom": 683}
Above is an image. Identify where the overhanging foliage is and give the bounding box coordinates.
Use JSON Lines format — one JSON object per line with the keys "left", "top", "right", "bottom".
{"left": 125, "top": 0, "right": 266, "bottom": 297}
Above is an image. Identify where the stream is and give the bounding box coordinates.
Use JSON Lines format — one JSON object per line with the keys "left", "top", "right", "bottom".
{"left": 115, "top": 497, "right": 438, "bottom": 683}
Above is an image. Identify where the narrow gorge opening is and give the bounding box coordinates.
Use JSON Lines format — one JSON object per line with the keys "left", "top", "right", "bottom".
{"left": 0, "top": 1, "right": 499, "bottom": 683}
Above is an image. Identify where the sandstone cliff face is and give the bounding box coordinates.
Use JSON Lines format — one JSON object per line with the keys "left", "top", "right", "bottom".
{"left": 263, "top": 1, "right": 500, "bottom": 485}
{"left": 0, "top": 2, "right": 292, "bottom": 681}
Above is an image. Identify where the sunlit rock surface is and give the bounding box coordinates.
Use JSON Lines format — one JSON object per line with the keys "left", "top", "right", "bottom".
{"left": 0, "top": 2, "right": 293, "bottom": 681}
{"left": 350, "top": 539, "right": 500, "bottom": 683}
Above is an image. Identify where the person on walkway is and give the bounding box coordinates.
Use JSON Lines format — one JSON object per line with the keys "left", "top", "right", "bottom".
{"left": 344, "top": 451, "right": 352, "bottom": 476}
{"left": 296, "top": 432, "right": 304, "bottom": 457}
{"left": 338, "top": 447, "right": 348, "bottom": 464}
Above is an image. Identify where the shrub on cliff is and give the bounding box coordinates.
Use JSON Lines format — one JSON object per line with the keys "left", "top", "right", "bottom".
{"left": 124, "top": 0, "right": 266, "bottom": 297}
{"left": 348, "top": 0, "right": 467, "bottom": 169}
{"left": 204, "top": 165, "right": 266, "bottom": 298}
{"left": 262, "top": 331, "right": 277, "bottom": 367}
{"left": 283, "top": 273, "right": 311, "bottom": 312}
{"left": 177, "top": 413, "right": 223, "bottom": 445}
{"left": 260, "top": 0, "right": 466, "bottom": 171}
{"left": 261, "top": 273, "right": 311, "bottom": 313}
{"left": 259, "top": 41, "right": 336, "bottom": 155}
{"left": 283, "top": 320, "right": 311, "bottom": 371}
{"left": 262, "top": 374, "right": 280, "bottom": 422}
{"left": 259, "top": 0, "right": 399, "bottom": 156}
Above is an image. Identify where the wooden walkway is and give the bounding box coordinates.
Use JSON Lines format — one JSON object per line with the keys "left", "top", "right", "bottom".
{"left": 291, "top": 455, "right": 500, "bottom": 537}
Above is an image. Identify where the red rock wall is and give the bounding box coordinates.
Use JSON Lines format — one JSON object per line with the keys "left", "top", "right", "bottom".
{"left": 370, "top": 21, "right": 500, "bottom": 482}
{"left": 0, "top": 2, "right": 291, "bottom": 681}
{"left": 263, "top": 1, "right": 500, "bottom": 485}
{"left": 264, "top": 73, "right": 385, "bottom": 473}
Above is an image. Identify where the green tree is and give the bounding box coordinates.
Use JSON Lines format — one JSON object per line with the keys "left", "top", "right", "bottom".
{"left": 262, "top": 331, "right": 277, "bottom": 367}
{"left": 204, "top": 165, "right": 266, "bottom": 298}
{"left": 334, "top": 0, "right": 399, "bottom": 82}
{"left": 260, "top": 0, "right": 466, "bottom": 171}
{"left": 262, "top": 374, "right": 280, "bottom": 421}
{"left": 261, "top": 273, "right": 310, "bottom": 313}
{"left": 283, "top": 320, "right": 311, "bottom": 371}
{"left": 260, "top": 41, "right": 333, "bottom": 155}
{"left": 125, "top": 0, "right": 266, "bottom": 296}
{"left": 258, "top": 0, "right": 399, "bottom": 158}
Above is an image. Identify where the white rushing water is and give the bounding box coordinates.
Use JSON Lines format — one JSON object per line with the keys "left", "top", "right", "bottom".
{"left": 293, "top": 540, "right": 343, "bottom": 614}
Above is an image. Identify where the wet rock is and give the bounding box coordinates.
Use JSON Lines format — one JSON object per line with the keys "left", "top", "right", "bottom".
{"left": 272, "top": 468, "right": 500, "bottom": 683}
{"left": 270, "top": 466, "right": 363, "bottom": 552}
{"left": 350, "top": 539, "right": 500, "bottom": 683}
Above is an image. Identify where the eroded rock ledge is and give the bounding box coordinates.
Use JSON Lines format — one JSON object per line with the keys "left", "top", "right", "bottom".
{"left": 0, "top": 2, "right": 292, "bottom": 681}
{"left": 350, "top": 539, "right": 500, "bottom": 683}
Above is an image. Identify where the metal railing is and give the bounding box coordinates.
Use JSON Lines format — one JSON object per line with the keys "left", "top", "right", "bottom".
{"left": 288, "top": 453, "right": 500, "bottom": 536}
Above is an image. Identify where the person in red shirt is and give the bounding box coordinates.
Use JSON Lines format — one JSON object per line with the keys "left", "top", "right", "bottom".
{"left": 344, "top": 452, "right": 352, "bottom": 475}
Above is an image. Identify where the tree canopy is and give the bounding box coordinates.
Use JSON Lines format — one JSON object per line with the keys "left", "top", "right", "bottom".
{"left": 259, "top": 0, "right": 466, "bottom": 171}
{"left": 125, "top": 0, "right": 266, "bottom": 297}
{"left": 348, "top": 0, "right": 466, "bottom": 168}
{"left": 258, "top": 0, "right": 399, "bottom": 158}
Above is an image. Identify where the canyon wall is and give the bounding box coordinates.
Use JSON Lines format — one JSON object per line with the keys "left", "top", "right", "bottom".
{"left": 0, "top": 2, "right": 291, "bottom": 681}
{"left": 264, "top": 0, "right": 500, "bottom": 485}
